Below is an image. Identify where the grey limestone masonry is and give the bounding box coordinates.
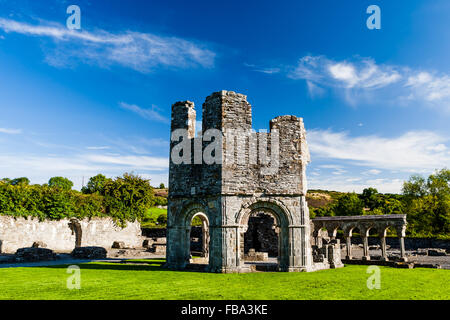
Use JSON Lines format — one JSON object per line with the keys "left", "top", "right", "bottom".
{"left": 167, "top": 90, "right": 317, "bottom": 273}
{"left": 0, "top": 216, "right": 142, "bottom": 253}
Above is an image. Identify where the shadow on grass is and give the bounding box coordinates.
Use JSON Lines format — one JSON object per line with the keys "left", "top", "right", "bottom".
{"left": 37, "top": 259, "right": 167, "bottom": 272}
{"left": 36, "top": 259, "right": 216, "bottom": 274}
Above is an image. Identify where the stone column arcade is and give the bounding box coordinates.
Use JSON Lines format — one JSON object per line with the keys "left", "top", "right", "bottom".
{"left": 312, "top": 214, "right": 408, "bottom": 262}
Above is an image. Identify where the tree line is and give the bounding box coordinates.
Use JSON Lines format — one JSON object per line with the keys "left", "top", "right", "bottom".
{"left": 0, "top": 173, "right": 164, "bottom": 226}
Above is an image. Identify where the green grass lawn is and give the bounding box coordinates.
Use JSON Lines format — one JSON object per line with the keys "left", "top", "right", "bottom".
{"left": 0, "top": 260, "right": 448, "bottom": 300}
{"left": 141, "top": 207, "right": 167, "bottom": 228}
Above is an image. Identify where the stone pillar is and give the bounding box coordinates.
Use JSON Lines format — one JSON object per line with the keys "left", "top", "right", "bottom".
{"left": 286, "top": 225, "right": 309, "bottom": 272}
{"left": 380, "top": 236, "right": 388, "bottom": 261}
{"left": 399, "top": 236, "right": 407, "bottom": 262}
{"left": 201, "top": 220, "right": 209, "bottom": 258}
{"left": 396, "top": 225, "right": 408, "bottom": 262}
{"left": 166, "top": 225, "right": 190, "bottom": 270}
{"left": 362, "top": 236, "right": 370, "bottom": 261}
{"left": 345, "top": 235, "right": 352, "bottom": 260}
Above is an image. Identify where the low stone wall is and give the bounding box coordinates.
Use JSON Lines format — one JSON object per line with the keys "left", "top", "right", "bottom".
{"left": 0, "top": 216, "right": 142, "bottom": 253}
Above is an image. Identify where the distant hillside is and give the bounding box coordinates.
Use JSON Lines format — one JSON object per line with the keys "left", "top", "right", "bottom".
{"left": 306, "top": 189, "right": 344, "bottom": 208}
{"left": 154, "top": 188, "right": 168, "bottom": 198}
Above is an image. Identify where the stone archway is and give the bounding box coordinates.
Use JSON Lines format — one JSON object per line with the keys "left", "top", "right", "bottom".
{"left": 189, "top": 212, "right": 210, "bottom": 262}
{"left": 236, "top": 200, "right": 293, "bottom": 272}
{"left": 166, "top": 202, "right": 210, "bottom": 269}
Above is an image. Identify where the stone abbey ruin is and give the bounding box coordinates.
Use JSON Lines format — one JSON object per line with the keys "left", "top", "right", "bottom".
{"left": 166, "top": 90, "right": 410, "bottom": 273}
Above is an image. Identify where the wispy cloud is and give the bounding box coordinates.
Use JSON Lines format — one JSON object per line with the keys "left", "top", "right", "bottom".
{"left": 290, "top": 55, "right": 401, "bottom": 89}
{"left": 308, "top": 129, "right": 450, "bottom": 172}
{"left": 119, "top": 102, "right": 169, "bottom": 123}
{"left": 364, "top": 169, "right": 381, "bottom": 175}
{"left": 0, "top": 127, "right": 22, "bottom": 134}
{"left": 86, "top": 146, "right": 110, "bottom": 150}
{"left": 244, "top": 63, "right": 280, "bottom": 74}
{"left": 284, "top": 55, "right": 450, "bottom": 108}
{"left": 0, "top": 17, "right": 216, "bottom": 72}
{"left": 405, "top": 71, "right": 450, "bottom": 102}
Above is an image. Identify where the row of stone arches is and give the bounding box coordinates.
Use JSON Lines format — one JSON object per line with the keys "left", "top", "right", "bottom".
{"left": 312, "top": 215, "right": 408, "bottom": 261}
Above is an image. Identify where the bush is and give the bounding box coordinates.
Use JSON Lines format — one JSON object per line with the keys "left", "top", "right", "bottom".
{"left": 157, "top": 213, "right": 167, "bottom": 225}
{"left": 154, "top": 196, "right": 168, "bottom": 206}
{"left": 103, "top": 173, "right": 155, "bottom": 226}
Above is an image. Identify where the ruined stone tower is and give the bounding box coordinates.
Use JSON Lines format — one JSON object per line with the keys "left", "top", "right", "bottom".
{"left": 166, "top": 90, "right": 313, "bottom": 272}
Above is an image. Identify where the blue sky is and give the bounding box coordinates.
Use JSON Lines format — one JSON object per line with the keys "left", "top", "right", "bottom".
{"left": 0, "top": 0, "right": 449, "bottom": 193}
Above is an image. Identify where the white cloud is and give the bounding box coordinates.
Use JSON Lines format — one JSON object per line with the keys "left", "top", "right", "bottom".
{"left": 364, "top": 169, "right": 381, "bottom": 175}
{"left": 119, "top": 102, "right": 168, "bottom": 123}
{"left": 84, "top": 154, "right": 168, "bottom": 169}
{"left": 290, "top": 55, "right": 401, "bottom": 89}
{"left": 0, "top": 17, "right": 215, "bottom": 72}
{"left": 0, "top": 128, "right": 22, "bottom": 134}
{"left": 308, "top": 129, "right": 450, "bottom": 171}
{"left": 405, "top": 71, "right": 450, "bottom": 102}
{"left": 86, "top": 146, "right": 110, "bottom": 150}
{"left": 306, "top": 81, "right": 325, "bottom": 98}
{"left": 288, "top": 55, "right": 450, "bottom": 109}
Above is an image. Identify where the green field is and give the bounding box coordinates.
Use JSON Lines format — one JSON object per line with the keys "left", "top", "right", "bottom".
{"left": 0, "top": 260, "right": 448, "bottom": 300}
{"left": 141, "top": 207, "right": 167, "bottom": 228}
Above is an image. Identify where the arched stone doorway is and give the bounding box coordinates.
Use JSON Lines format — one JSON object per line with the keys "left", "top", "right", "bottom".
{"left": 166, "top": 202, "right": 211, "bottom": 270}
{"left": 237, "top": 201, "right": 292, "bottom": 272}
{"left": 189, "top": 212, "right": 210, "bottom": 264}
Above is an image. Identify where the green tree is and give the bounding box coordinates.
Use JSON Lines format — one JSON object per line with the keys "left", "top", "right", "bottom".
{"left": 334, "top": 192, "right": 364, "bottom": 216}
{"left": 402, "top": 169, "right": 450, "bottom": 238}
{"left": 10, "top": 177, "right": 30, "bottom": 186}
{"left": 159, "top": 183, "right": 165, "bottom": 189}
{"left": 360, "top": 187, "right": 379, "bottom": 210}
{"left": 82, "top": 174, "right": 111, "bottom": 194}
{"left": 402, "top": 175, "right": 427, "bottom": 198}
{"left": 103, "top": 173, "right": 155, "bottom": 225}
{"left": 48, "top": 177, "right": 74, "bottom": 190}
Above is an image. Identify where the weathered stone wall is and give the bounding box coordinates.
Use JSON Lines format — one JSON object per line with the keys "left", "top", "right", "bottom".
{"left": 0, "top": 216, "right": 142, "bottom": 253}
